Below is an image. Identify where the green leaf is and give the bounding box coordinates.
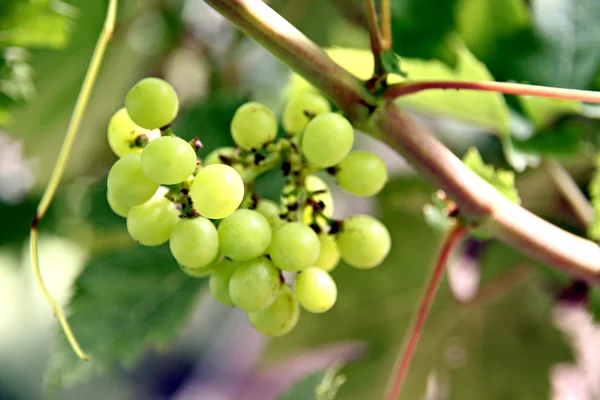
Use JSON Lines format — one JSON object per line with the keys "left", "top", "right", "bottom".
{"left": 390, "top": 0, "right": 459, "bottom": 64}
{"left": 0, "top": 0, "right": 77, "bottom": 48}
{"left": 44, "top": 245, "right": 205, "bottom": 394}
{"left": 588, "top": 153, "right": 600, "bottom": 240}
{"left": 589, "top": 287, "right": 600, "bottom": 322}
{"left": 264, "top": 176, "right": 569, "bottom": 400}
{"left": 379, "top": 48, "right": 406, "bottom": 78}
{"left": 518, "top": 96, "right": 583, "bottom": 130}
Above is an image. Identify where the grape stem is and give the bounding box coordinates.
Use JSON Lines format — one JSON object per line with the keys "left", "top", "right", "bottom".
{"left": 544, "top": 160, "right": 593, "bottom": 227}
{"left": 29, "top": 0, "right": 118, "bottom": 361}
{"left": 383, "top": 80, "right": 600, "bottom": 104}
{"left": 384, "top": 223, "right": 466, "bottom": 400}
{"left": 363, "top": 0, "right": 386, "bottom": 76}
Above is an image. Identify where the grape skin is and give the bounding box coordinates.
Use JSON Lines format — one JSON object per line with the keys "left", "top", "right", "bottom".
{"left": 231, "top": 102, "right": 278, "bottom": 150}
{"left": 302, "top": 112, "right": 354, "bottom": 168}
{"left": 255, "top": 198, "right": 284, "bottom": 229}
{"left": 107, "top": 108, "right": 152, "bottom": 157}
{"left": 125, "top": 77, "right": 179, "bottom": 129}
{"left": 169, "top": 217, "right": 219, "bottom": 268}
{"left": 248, "top": 285, "right": 299, "bottom": 336}
{"left": 218, "top": 209, "right": 272, "bottom": 261}
{"left": 107, "top": 190, "right": 131, "bottom": 218}
{"left": 141, "top": 136, "right": 197, "bottom": 185}
{"left": 107, "top": 152, "right": 159, "bottom": 208}
{"left": 127, "top": 195, "right": 180, "bottom": 246}
{"left": 337, "top": 215, "right": 391, "bottom": 269}
{"left": 303, "top": 175, "right": 334, "bottom": 224}
{"left": 295, "top": 267, "right": 337, "bottom": 313}
{"left": 229, "top": 257, "right": 281, "bottom": 312}
{"left": 189, "top": 164, "right": 244, "bottom": 219}
{"left": 209, "top": 260, "right": 237, "bottom": 306}
{"left": 180, "top": 263, "right": 213, "bottom": 278}
{"left": 204, "top": 146, "right": 236, "bottom": 166}
{"left": 282, "top": 91, "right": 331, "bottom": 135}
{"left": 336, "top": 151, "right": 388, "bottom": 197}
{"left": 268, "top": 222, "right": 320, "bottom": 272}
{"left": 314, "top": 234, "right": 340, "bottom": 272}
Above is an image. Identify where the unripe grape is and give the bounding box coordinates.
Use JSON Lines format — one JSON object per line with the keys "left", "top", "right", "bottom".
{"left": 282, "top": 91, "right": 331, "bottom": 135}
{"left": 295, "top": 267, "right": 337, "bottom": 313}
{"left": 204, "top": 146, "right": 236, "bottom": 166}
{"left": 314, "top": 234, "right": 340, "bottom": 272}
{"left": 107, "top": 108, "right": 153, "bottom": 157}
{"left": 141, "top": 136, "right": 197, "bottom": 185}
{"left": 229, "top": 257, "right": 281, "bottom": 312}
{"left": 303, "top": 175, "right": 334, "bottom": 224}
{"left": 255, "top": 198, "right": 284, "bottom": 229}
{"left": 209, "top": 260, "right": 237, "bottom": 306}
{"left": 302, "top": 112, "right": 354, "bottom": 168}
{"left": 269, "top": 222, "right": 320, "bottom": 272}
{"left": 218, "top": 209, "right": 272, "bottom": 261}
{"left": 336, "top": 151, "right": 388, "bottom": 197}
{"left": 189, "top": 164, "right": 244, "bottom": 219}
{"left": 125, "top": 77, "right": 179, "bottom": 129}
{"left": 248, "top": 285, "right": 300, "bottom": 336}
{"left": 107, "top": 152, "right": 159, "bottom": 208}
{"left": 169, "top": 217, "right": 219, "bottom": 268}
{"left": 231, "top": 102, "right": 278, "bottom": 150}
{"left": 107, "top": 190, "right": 131, "bottom": 218}
{"left": 180, "top": 263, "right": 213, "bottom": 278}
{"left": 337, "top": 215, "right": 391, "bottom": 269}
{"left": 127, "top": 195, "right": 179, "bottom": 246}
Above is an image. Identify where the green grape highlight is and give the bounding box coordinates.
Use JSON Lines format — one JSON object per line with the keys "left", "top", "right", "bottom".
{"left": 231, "top": 102, "right": 278, "bottom": 150}
{"left": 107, "top": 108, "right": 154, "bottom": 157}
{"left": 189, "top": 164, "right": 244, "bottom": 219}
{"left": 314, "top": 234, "right": 340, "bottom": 272}
{"left": 337, "top": 215, "right": 391, "bottom": 269}
{"left": 229, "top": 257, "right": 281, "bottom": 312}
{"left": 255, "top": 198, "right": 284, "bottom": 229}
{"left": 268, "top": 222, "right": 320, "bottom": 272}
{"left": 282, "top": 91, "right": 331, "bottom": 135}
{"left": 107, "top": 152, "right": 159, "bottom": 207}
{"left": 336, "top": 151, "right": 388, "bottom": 197}
{"left": 141, "top": 136, "right": 197, "bottom": 184}
{"left": 218, "top": 209, "right": 272, "bottom": 261}
{"left": 125, "top": 77, "right": 179, "bottom": 129}
{"left": 169, "top": 217, "right": 219, "bottom": 268}
{"left": 127, "top": 195, "right": 179, "bottom": 246}
{"left": 107, "top": 190, "right": 131, "bottom": 218}
{"left": 295, "top": 267, "right": 337, "bottom": 313}
{"left": 302, "top": 112, "right": 354, "bottom": 168}
{"left": 209, "top": 260, "right": 237, "bottom": 306}
{"left": 248, "top": 285, "right": 300, "bottom": 336}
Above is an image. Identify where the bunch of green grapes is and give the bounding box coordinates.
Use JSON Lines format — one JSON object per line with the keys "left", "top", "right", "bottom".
{"left": 106, "top": 78, "right": 391, "bottom": 337}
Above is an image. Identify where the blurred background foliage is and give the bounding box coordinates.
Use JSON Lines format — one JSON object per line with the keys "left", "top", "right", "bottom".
{"left": 1, "top": 0, "right": 600, "bottom": 399}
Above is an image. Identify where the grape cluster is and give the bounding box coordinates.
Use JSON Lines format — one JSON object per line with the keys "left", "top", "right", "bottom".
{"left": 105, "top": 78, "right": 391, "bottom": 337}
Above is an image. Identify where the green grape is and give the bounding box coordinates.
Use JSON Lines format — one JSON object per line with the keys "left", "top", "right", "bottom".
{"left": 189, "top": 164, "right": 244, "bottom": 219}
{"left": 282, "top": 91, "right": 331, "bottom": 135}
{"left": 180, "top": 263, "right": 213, "bottom": 278}
{"left": 141, "top": 136, "right": 197, "bottom": 184}
{"left": 107, "top": 108, "right": 153, "bottom": 157}
{"left": 209, "top": 260, "right": 237, "bottom": 306}
{"left": 248, "top": 285, "right": 299, "bottom": 336}
{"left": 229, "top": 257, "right": 281, "bottom": 311}
{"left": 230, "top": 102, "right": 277, "bottom": 150}
{"left": 268, "top": 222, "right": 320, "bottom": 272}
{"left": 302, "top": 113, "right": 354, "bottom": 168}
{"left": 107, "top": 152, "right": 159, "bottom": 207}
{"left": 169, "top": 217, "right": 219, "bottom": 268}
{"left": 337, "top": 215, "right": 391, "bottom": 269}
{"left": 204, "top": 146, "right": 236, "bottom": 166}
{"left": 107, "top": 190, "right": 131, "bottom": 218}
{"left": 336, "top": 151, "right": 388, "bottom": 197}
{"left": 295, "top": 267, "right": 337, "bottom": 313}
{"left": 314, "top": 234, "right": 340, "bottom": 272}
{"left": 218, "top": 209, "right": 272, "bottom": 261}
{"left": 303, "top": 175, "right": 334, "bottom": 224}
{"left": 255, "top": 199, "right": 284, "bottom": 229}
{"left": 125, "top": 77, "right": 179, "bottom": 129}
{"left": 127, "top": 195, "right": 180, "bottom": 246}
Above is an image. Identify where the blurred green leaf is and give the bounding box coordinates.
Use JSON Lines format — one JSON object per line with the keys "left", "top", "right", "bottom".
{"left": 588, "top": 153, "right": 600, "bottom": 240}
{"left": 390, "top": 0, "right": 458, "bottom": 64}
{"left": 463, "top": 147, "right": 520, "bottom": 204}
{"left": 44, "top": 245, "right": 205, "bottom": 394}
{"left": 518, "top": 96, "right": 583, "bottom": 130}
{"left": 264, "top": 175, "right": 568, "bottom": 400}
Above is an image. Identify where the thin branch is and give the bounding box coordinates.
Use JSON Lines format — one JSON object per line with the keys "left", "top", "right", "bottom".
{"left": 384, "top": 223, "right": 467, "bottom": 400}
{"left": 363, "top": 0, "right": 385, "bottom": 76}
{"left": 204, "top": 0, "right": 600, "bottom": 285}
{"left": 380, "top": 0, "right": 391, "bottom": 48}
{"left": 384, "top": 80, "right": 600, "bottom": 104}
{"left": 545, "top": 160, "right": 594, "bottom": 227}
{"left": 29, "top": 0, "right": 118, "bottom": 361}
